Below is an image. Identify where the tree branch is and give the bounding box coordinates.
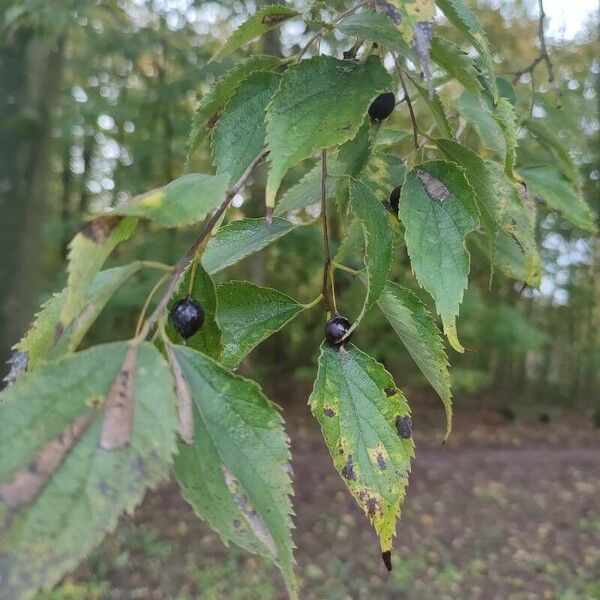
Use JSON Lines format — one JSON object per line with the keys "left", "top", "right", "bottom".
{"left": 320, "top": 150, "right": 334, "bottom": 314}
{"left": 134, "top": 147, "right": 270, "bottom": 343}
{"left": 512, "top": 0, "right": 556, "bottom": 89}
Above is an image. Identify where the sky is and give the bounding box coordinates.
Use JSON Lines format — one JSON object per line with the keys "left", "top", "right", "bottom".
{"left": 543, "top": 0, "right": 598, "bottom": 39}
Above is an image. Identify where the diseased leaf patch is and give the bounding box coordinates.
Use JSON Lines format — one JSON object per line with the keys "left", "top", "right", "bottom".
{"left": 0, "top": 342, "right": 177, "bottom": 600}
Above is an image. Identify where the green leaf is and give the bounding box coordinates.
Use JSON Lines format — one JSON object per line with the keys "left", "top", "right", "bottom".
{"left": 106, "top": 173, "right": 229, "bottom": 228}
{"left": 376, "top": 281, "right": 452, "bottom": 438}
{"left": 265, "top": 55, "right": 393, "bottom": 209}
{"left": 473, "top": 229, "right": 527, "bottom": 282}
{"left": 335, "top": 117, "right": 378, "bottom": 214}
{"left": 458, "top": 90, "right": 506, "bottom": 157}
{"left": 216, "top": 281, "right": 305, "bottom": 369}
{"left": 435, "top": 0, "right": 496, "bottom": 97}
{"left": 60, "top": 216, "right": 137, "bottom": 327}
{"left": 435, "top": 138, "right": 542, "bottom": 287}
{"left": 334, "top": 219, "right": 366, "bottom": 266}
{"left": 399, "top": 160, "right": 479, "bottom": 352}
{"left": 202, "top": 217, "right": 299, "bottom": 274}
{"left": 187, "top": 55, "right": 281, "bottom": 161}
{"left": 494, "top": 96, "right": 519, "bottom": 179}
{"left": 334, "top": 10, "right": 415, "bottom": 61}
{"left": 408, "top": 73, "right": 453, "bottom": 138}
{"left": 212, "top": 71, "right": 281, "bottom": 185}
{"left": 521, "top": 165, "right": 597, "bottom": 233}
{"left": 429, "top": 35, "right": 482, "bottom": 94}
{"left": 15, "top": 262, "right": 142, "bottom": 369}
{"left": 524, "top": 118, "right": 580, "bottom": 185}
{"left": 0, "top": 342, "right": 177, "bottom": 600}
{"left": 167, "top": 264, "right": 223, "bottom": 359}
{"left": 349, "top": 179, "right": 395, "bottom": 330}
{"left": 309, "top": 342, "right": 414, "bottom": 555}
{"left": 273, "top": 158, "right": 341, "bottom": 216}
{"left": 376, "top": 128, "right": 411, "bottom": 147}
{"left": 361, "top": 152, "right": 407, "bottom": 201}
{"left": 172, "top": 346, "right": 296, "bottom": 597}
{"left": 211, "top": 6, "right": 299, "bottom": 62}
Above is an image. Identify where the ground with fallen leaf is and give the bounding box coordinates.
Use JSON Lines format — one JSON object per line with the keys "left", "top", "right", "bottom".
{"left": 37, "top": 391, "right": 600, "bottom": 600}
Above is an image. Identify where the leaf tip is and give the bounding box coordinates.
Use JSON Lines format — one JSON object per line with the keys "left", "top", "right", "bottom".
{"left": 381, "top": 550, "right": 392, "bottom": 572}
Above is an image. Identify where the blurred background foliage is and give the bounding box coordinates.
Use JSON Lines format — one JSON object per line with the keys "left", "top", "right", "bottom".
{"left": 0, "top": 0, "right": 598, "bottom": 414}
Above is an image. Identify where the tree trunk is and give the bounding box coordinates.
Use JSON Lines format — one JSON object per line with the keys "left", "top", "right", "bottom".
{"left": 0, "top": 26, "right": 65, "bottom": 365}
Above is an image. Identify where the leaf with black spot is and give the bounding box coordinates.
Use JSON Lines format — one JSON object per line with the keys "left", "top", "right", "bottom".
{"left": 309, "top": 342, "right": 414, "bottom": 558}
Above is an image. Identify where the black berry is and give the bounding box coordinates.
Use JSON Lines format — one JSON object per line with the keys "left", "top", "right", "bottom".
{"left": 324, "top": 315, "right": 351, "bottom": 345}
{"left": 170, "top": 297, "right": 204, "bottom": 339}
{"left": 368, "top": 92, "right": 395, "bottom": 121}
{"left": 389, "top": 185, "right": 401, "bottom": 214}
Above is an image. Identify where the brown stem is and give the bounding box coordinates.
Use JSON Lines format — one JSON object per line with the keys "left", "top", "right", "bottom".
{"left": 134, "top": 148, "right": 269, "bottom": 342}
{"left": 512, "top": 0, "right": 558, "bottom": 107}
{"left": 393, "top": 56, "right": 419, "bottom": 150}
{"left": 320, "top": 150, "right": 333, "bottom": 314}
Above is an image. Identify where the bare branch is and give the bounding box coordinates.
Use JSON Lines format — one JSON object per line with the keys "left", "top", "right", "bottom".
{"left": 512, "top": 0, "right": 557, "bottom": 96}
{"left": 320, "top": 150, "right": 334, "bottom": 314}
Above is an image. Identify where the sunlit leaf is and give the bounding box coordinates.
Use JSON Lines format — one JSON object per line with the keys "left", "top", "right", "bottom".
{"left": 211, "top": 6, "right": 299, "bottom": 62}
{"left": 309, "top": 342, "right": 414, "bottom": 557}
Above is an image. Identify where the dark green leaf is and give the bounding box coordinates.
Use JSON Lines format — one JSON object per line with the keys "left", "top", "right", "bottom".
{"left": 167, "top": 264, "right": 222, "bottom": 359}
{"left": 187, "top": 55, "right": 281, "bottom": 161}
{"left": 212, "top": 71, "right": 281, "bottom": 185}
{"left": 349, "top": 179, "right": 395, "bottom": 329}
{"left": 376, "top": 281, "right": 452, "bottom": 437}
{"left": 399, "top": 160, "right": 479, "bottom": 351}
{"left": 202, "top": 217, "right": 299, "bottom": 274}
{"left": 216, "top": 281, "right": 304, "bottom": 368}
{"left": 265, "top": 55, "right": 393, "bottom": 208}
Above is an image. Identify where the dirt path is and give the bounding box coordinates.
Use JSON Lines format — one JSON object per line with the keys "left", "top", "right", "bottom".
{"left": 52, "top": 407, "right": 600, "bottom": 600}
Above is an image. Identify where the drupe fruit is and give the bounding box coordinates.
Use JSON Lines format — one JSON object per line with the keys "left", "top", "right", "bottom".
{"left": 325, "top": 315, "right": 351, "bottom": 345}
{"left": 368, "top": 92, "right": 395, "bottom": 121}
{"left": 170, "top": 297, "right": 204, "bottom": 339}
{"left": 389, "top": 185, "right": 401, "bottom": 214}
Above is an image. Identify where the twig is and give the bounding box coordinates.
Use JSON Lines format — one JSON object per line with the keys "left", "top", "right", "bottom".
{"left": 320, "top": 150, "right": 334, "bottom": 314}
{"left": 297, "top": 0, "right": 370, "bottom": 60}
{"left": 393, "top": 55, "right": 419, "bottom": 149}
{"left": 512, "top": 0, "right": 557, "bottom": 94}
{"left": 134, "top": 147, "right": 269, "bottom": 343}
